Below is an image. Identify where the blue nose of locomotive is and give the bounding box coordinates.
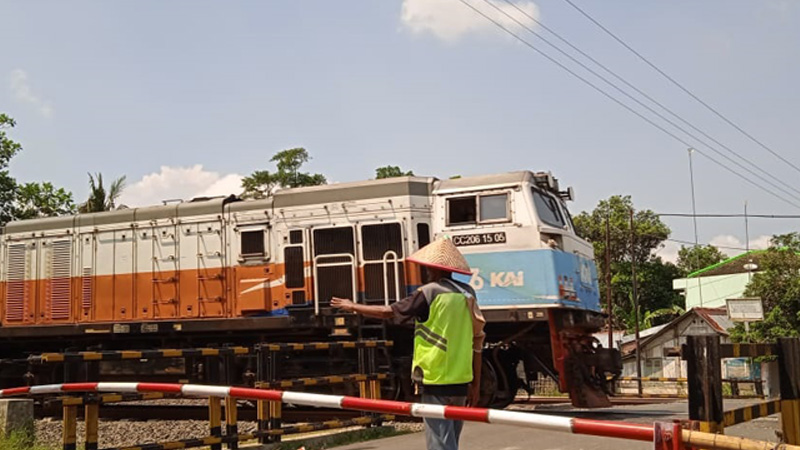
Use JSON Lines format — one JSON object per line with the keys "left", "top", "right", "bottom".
{"left": 453, "top": 249, "right": 601, "bottom": 311}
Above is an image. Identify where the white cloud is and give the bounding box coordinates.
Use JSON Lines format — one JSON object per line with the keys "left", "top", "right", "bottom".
{"left": 118, "top": 165, "right": 243, "bottom": 207}
{"left": 655, "top": 240, "right": 681, "bottom": 264}
{"left": 9, "top": 69, "right": 53, "bottom": 118}
{"left": 400, "top": 0, "right": 540, "bottom": 42}
{"left": 709, "top": 234, "right": 771, "bottom": 255}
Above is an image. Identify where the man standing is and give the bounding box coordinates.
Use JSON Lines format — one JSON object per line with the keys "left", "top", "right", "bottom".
{"left": 331, "top": 237, "right": 485, "bottom": 450}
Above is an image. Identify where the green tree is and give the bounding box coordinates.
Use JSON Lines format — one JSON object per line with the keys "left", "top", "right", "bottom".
{"left": 15, "top": 182, "right": 76, "bottom": 220}
{"left": 1, "top": 114, "right": 75, "bottom": 224}
{"left": 242, "top": 148, "right": 326, "bottom": 198}
{"left": 376, "top": 165, "right": 414, "bottom": 179}
{"left": 573, "top": 195, "right": 670, "bottom": 265}
{"left": 0, "top": 114, "right": 22, "bottom": 225}
{"left": 79, "top": 173, "right": 126, "bottom": 213}
{"left": 573, "top": 195, "right": 675, "bottom": 329}
{"left": 611, "top": 257, "right": 685, "bottom": 332}
{"left": 770, "top": 232, "right": 800, "bottom": 252}
{"left": 731, "top": 232, "right": 800, "bottom": 343}
{"left": 676, "top": 244, "right": 727, "bottom": 275}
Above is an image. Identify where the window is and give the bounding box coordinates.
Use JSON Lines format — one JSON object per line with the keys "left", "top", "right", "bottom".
{"left": 447, "top": 193, "right": 510, "bottom": 226}
{"left": 284, "top": 246, "right": 305, "bottom": 289}
{"left": 241, "top": 230, "right": 265, "bottom": 256}
{"left": 532, "top": 188, "right": 566, "bottom": 228}
{"left": 447, "top": 196, "right": 477, "bottom": 226}
{"left": 479, "top": 194, "right": 509, "bottom": 222}
{"left": 644, "top": 358, "right": 663, "bottom": 377}
{"left": 417, "top": 223, "right": 431, "bottom": 248}
{"left": 313, "top": 227, "right": 355, "bottom": 256}
{"left": 289, "top": 230, "right": 303, "bottom": 245}
{"left": 361, "top": 223, "right": 403, "bottom": 261}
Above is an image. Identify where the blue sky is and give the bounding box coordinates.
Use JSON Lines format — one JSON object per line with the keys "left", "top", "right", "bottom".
{"left": 2, "top": 0, "right": 799, "bottom": 261}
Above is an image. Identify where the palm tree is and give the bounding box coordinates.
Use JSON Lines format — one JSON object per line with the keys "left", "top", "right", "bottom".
{"left": 79, "top": 173, "right": 126, "bottom": 213}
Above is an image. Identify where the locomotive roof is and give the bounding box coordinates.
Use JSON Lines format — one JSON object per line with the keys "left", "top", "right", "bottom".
{"left": 1, "top": 171, "right": 543, "bottom": 234}
{"left": 3, "top": 197, "right": 231, "bottom": 234}
{"left": 2, "top": 177, "right": 435, "bottom": 233}
{"left": 434, "top": 171, "right": 533, "bottom": 193}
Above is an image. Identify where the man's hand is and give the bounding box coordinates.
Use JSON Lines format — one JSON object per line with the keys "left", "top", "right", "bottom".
{"left": 467, "top": 381, "right": 481, "bottom": 407}
{"left": 330, "top": 297, "right": 356, "bottom": 312}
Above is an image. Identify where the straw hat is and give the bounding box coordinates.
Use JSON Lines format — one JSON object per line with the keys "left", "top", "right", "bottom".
{"left": 407, "top": 237, "right": 472, "bottom": 275}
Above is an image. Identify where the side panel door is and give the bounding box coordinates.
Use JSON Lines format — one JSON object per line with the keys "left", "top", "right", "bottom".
{"left": 312, "top": 226, "right": 357, "bottom": 313}
{"left": 233, "top": 225, "right": 270, "bottom": 314}
{"left": 359, "top": 223, "right": 406, "bottom": 305}
{"left": 42, "top": 237, "right": 74, "bottom": 323}
{"left": 194, "top": 220, "right": 225, "bottom": 318}
{"left": 78, "top": 233, "right": 95, "bottom": 322}
{"left": 3, "top": 240, "right": 36, "bottom": 325}
{"left": 151, "top": 223, "right": 179, "bottom": 319}
{"left": 113, "top": 230, "right": 135, "bottom": 320}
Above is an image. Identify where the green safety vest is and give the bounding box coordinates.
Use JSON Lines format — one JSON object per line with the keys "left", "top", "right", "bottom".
{"left": 412, "top": 279, "right": 474, "bottom": 386}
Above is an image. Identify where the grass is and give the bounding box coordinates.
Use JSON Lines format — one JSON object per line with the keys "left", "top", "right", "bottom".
{"left": 0, "top": 432, "right": 54, "bottom": 450}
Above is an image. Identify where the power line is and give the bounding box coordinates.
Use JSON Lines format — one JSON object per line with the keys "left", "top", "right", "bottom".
{"left": 499, "top": 0, "right": 800, "bottom": 199}
{"left": 658, "top": 212, "right": 800, "bottom": 219}
{"left": 665, "top": 237, "right": 751, "bottom": 252}
{"left": 472, "top": 0, "right": 800, "bottom": 206}
{"left": 559, "top": 0, "right": 800, "bottom": 177}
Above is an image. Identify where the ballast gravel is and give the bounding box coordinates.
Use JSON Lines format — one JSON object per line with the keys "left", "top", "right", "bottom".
{"left": 35, "top": 418, "right": 423, "bottom": 449}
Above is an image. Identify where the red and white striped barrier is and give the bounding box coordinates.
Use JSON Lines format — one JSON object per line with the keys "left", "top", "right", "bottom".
{"left": 0, "top": 382, "right": 654, "bottom": 442}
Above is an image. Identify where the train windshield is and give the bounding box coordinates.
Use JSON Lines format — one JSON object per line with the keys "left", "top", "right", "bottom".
{"left": 532, "top": 188, "right": 566, "bottom": 228}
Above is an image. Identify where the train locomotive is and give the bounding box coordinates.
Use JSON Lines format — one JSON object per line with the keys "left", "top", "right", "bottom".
{"left": 0, "top": 170, "right": 621, "bottom": 407}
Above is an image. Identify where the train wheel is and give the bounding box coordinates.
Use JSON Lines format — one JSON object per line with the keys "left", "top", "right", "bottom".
{"left": 478, "top": 359, "right": 498, "bottom": 407}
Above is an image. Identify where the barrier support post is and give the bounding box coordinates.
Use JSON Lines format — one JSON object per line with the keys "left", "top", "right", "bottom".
{"left": 256, "top": 345, "right": 269, "bottom": 445}
{"left": 209, "top": 397, "right": 223, "bottom": 450}
{"left": 265, "top": 347, "right": 281, "bottom": 443}
{"left": 225, "top": 396, "right": 239, "bottom": 450}
{"left": 686, "top": 335, "right": 724, "bottom": 434}
{"left": 62, "top": 404, "right": 77, "bottom": 450}
{"left": 206, "top": 355, "right": 223, "bottom": 450}
{"left": 779, "top": 337, "right": 800, "bottom": 445}
{"left": 84, "top": 395, "right": 99, "bottom": 450}
{"left": 358, "top": 347, "right": 368, "bottom": 400}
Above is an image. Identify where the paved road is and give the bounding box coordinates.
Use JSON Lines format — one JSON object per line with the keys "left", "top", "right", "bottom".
{"left": 337, "top": 399, "right": 781, "bottom": 450}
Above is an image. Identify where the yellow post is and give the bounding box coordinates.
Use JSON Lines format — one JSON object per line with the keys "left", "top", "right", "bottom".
{"left": 209, "top": 396, "right": 223, "bottom": 450}
{"left": 779, "top": 338, "right": 800, "bottom": 445}
{"left": 84, "top": 402, "right": 99, "bottom": 450}
{"left": 62, "top": 404, "right": 77, "bottom": 450}
{"left": 782, "top": 399, "right": 800, "bottom": 445}
{"left": 225, "top": 397, "right": 239, "bottom": 450}
{"left": 256, "top": 382, "right": 269, "bottom": 445}
{"left": 269, "top": 401, "right": 282, "bottom": 443}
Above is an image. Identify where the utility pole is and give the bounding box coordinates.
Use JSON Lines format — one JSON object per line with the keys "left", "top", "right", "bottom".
{"left": 688, "top": 148, "right": 703, "bottom": 307}
{"left": 606, "top": 213, "right": 613, "bottom": 350}
{"left": 631, "top": 208, "right": 642, "bottom": 396}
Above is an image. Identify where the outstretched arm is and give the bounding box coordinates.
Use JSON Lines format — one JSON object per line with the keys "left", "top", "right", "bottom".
{"left": 331, "top": 297, "right": 394, "bottom": 319}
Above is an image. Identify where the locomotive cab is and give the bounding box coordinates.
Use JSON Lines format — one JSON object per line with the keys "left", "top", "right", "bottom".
{"left": 432, "top": 171, "right": 621, "bottom": 408}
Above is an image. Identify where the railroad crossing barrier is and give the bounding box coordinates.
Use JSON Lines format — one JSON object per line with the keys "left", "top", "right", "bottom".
{"left": 683, "top": 336, "right": 800, "bottom": 444}
{"left": 23, "top": 340, "right": 392, "bottom": 450}
{"left": 2, "top": 382, "right": 799, "bottom": 450}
